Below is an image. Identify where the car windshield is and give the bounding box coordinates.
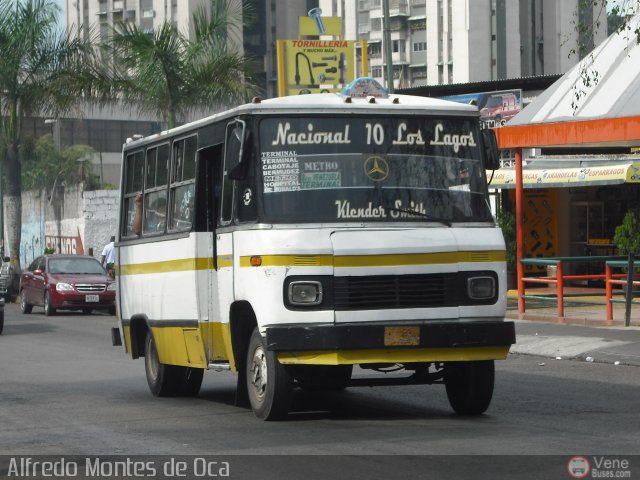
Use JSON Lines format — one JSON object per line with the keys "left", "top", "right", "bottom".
{"left": 258, "top": 116, "right": 491, "bottom": 223}
{"left": 48, "top": 258, "right": 106, "bottom": 275}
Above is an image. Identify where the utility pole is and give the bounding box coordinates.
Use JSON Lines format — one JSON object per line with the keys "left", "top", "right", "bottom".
{"left": 382, "top": 0, "right": 394, "bottom": 93}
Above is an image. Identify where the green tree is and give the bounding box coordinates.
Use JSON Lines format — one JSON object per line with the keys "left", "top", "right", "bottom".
{"left": 614, "top": 208, "right": 640, "bottom": 256}
{"left": 108, "top": 0, "right": 258, "bottom": 129}
{"left": 21, "top": 134, "right": 100, "bottom": 192}
{"left": 0, "top": 0, "right": 101, "bottom": 268}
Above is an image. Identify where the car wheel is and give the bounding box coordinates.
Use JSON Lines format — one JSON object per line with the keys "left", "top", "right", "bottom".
{"left": 246, "top": 327, "right": 293, "bottom": 420}
{"left": 82, "top": 308, "right": 92, "bottom": 314}
{"left": 44, "top": 292, "right": 56, "bottom": 316}
{"left": 20, "top": 292, "right": 32, "bottom": 314}
{"left": 144, "top": 331, "right": 184, "bottom": 397}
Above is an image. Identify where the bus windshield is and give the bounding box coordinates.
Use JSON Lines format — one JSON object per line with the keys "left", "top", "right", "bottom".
{"left": 258, "top": 116, "right": 492, "bottom": 224}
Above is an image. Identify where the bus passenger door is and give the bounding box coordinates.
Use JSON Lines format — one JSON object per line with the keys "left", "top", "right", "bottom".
{"left": 197, "top": 145, "right": 229, "bottom": 364}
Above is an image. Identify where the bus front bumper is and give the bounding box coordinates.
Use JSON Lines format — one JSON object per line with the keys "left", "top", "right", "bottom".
{"left": 266, "top": 321, "right": 516, "bottom": 366}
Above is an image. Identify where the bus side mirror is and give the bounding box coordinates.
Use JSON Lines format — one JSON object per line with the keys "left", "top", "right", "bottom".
{"left": 225, "top": 120, "right": 247, "bottom": 180}
{"left": 481, "top": 129, "right": 500, "bottom": 170}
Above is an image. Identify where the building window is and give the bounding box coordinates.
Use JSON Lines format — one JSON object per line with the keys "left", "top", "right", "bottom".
{"left": 371, "top": 18, "right": 382, "bottom": 31}
{"left": 371, "top": 66, "right": 383, "bottom": 77}
{"left": 392, "top": 39, "right": 405, "bottom": 53}
{"left": 369, "top": 42, "right": 382, "bottom": 58}
{"left": 413, "top": 41, "right": 427, "bottom": 52}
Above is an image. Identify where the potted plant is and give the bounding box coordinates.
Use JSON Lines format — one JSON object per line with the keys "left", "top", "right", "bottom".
{"left": 496, "top": 208, "right": 517, "bottom": 289}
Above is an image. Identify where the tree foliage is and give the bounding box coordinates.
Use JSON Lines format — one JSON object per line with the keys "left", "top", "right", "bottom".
{"left": 0, "top": 0, "right": 103, "bottom": 267}
{"left": 20, "top": 134, "right": 100, "bottom": 191}
{"left": 107, "top": 0, "right": 258, "bottom": 129}
{"left": 614, "top": 208, "right": 640, "bottom": 256}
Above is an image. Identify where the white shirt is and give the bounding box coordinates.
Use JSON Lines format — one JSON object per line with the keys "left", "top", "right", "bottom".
{"left": 101, "top": 241, "right": 115, "bottom": 264}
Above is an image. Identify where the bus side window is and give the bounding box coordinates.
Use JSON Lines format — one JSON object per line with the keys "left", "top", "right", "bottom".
{"left": 194, "top": 144, "right": 224, "bottom": 232}
{"left": 143, "top": 144, "right": 169, "bottom": 234}
{"left": 169, "top": 136, "right": 197, "bottom": 231}
{"left": 221, "top": 120, "right": 246, "bottom": 224}
{"left": 122, "top": 150, "right": 144, "bottom": 237}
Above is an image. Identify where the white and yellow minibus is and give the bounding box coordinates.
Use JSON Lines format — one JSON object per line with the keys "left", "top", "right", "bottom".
{"left": 113, "top": 78, "right": 515, "bottom": 420}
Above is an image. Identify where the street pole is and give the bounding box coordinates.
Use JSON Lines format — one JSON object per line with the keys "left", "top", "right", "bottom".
{"left": 382, "top": 0, "right": 394, "bottom": 93}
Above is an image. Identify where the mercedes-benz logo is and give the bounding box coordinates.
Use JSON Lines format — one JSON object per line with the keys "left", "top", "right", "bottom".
{"left": 364, "top": 156, "right": 389, "bottom": 182}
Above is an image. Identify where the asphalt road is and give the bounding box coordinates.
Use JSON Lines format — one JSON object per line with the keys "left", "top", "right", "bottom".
{"left": 1, "top": 304, "right": 638, "bottom": 479}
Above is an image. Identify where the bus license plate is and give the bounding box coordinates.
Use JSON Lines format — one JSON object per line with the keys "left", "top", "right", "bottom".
{"left": 85, "top": 295, "right": 99, "bottom": 303}
{"left": 384, "top": 326, "right": 420, "bottom": 346}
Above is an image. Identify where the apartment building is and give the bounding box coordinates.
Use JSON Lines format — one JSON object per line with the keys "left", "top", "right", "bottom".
{"left": 320, "top": 0, "right": 607, "bottom": 89}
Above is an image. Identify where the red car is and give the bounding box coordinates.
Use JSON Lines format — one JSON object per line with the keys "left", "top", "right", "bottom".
{"left": 20, "top": 254, "right": 116, "bottom": 316}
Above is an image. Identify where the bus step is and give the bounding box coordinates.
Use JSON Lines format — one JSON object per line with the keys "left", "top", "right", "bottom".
{"left": 208, "top": 362, "right": 231, "bottom": 371}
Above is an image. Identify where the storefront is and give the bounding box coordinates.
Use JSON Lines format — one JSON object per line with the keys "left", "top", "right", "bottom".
{"left": 489, "top": 159, "right": 640, "bottom": 275}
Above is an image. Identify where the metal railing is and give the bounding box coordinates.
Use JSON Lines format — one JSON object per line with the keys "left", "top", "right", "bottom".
{"left": 518, "top": 255, "right": 639, "bottom": 326}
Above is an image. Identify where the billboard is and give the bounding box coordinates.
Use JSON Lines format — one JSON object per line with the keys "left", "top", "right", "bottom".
{"left": 277, "top": 39, "right": 366, "bottom": 96}
{"left": 440, "top": 89, "right": 523, "bottom": 128}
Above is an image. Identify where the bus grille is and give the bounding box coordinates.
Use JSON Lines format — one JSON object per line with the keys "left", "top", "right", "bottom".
{"left": 75, "top": 284, "right": 106, "bottom": 293}
{"left": 333, "top": 273, "right": 458, "bottom": 310}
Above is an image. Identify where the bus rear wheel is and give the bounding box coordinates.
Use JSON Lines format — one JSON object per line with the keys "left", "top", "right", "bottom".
{"left": 144, "top": 331, "right": 185, "bottom": 397}
{"left": 246, "top": 327, "right": 293, "bottom": 420}
{"left": 444, "top": 360, "right": 495, "bottom": 415}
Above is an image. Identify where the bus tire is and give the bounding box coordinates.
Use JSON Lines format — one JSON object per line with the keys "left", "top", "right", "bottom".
{"left": 179, "top": 367, "right": 204, "bottom": 396}
{"left": 246, "top": 327, "right": 293, "bottom": 420}
{"left": 295, "top": 365, "right": 353, "bottom": 391}
{"left": 20, "top": 292, "right": 32, "bottom": 314}
{"left": 144, "top": 331, "right": 183, "bottom": 397}
{"left": 445, "top": 360, "right": 494, "bottom": 415}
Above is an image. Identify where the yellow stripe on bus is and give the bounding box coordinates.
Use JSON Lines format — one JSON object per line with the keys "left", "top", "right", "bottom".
{"left": 119, "top": 257, "right": 216, "bottom": 275}
{"left": 277, "top": 346, "right": 510, "bottom": 365}
{"left": 120, "top": 250, "right": 505, "bottom": 275}
{"left": 240, "top": 251, "right": 505, "bottom": 268}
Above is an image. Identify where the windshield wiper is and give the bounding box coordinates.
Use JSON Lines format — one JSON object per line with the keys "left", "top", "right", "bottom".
{"left": 383, "top": 205, "right": 452, "bottom": 226}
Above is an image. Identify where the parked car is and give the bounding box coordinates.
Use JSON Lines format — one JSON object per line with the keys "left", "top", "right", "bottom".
{"left": 20, "top": 254, "right": 116, "bottom": 316}
{"left": 0, "top": 258, "right": 20, "bottom": 302}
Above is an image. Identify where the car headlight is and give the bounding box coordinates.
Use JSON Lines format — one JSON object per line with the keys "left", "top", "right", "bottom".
{"left": 288, "top": 281, "right": 323, "bottom": 306}
{"left": 56, "top": 282, "right": 74, "bottom": 292}
{"left": 107, "top": 283, "right": 116, "bottom": 291}
{"left": 467, "top": 276, "right": 495, "bottom": 300}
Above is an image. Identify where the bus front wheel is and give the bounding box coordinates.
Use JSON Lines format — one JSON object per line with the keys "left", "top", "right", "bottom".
{"left": 246, "top": 327, "right": 293, "bottom": 420}
{"left": 444, "top": 360, "right": 495, "bottom": 415}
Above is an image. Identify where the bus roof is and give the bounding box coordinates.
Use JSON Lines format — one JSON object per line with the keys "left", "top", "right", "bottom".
{"left": 124, "top": 91, "right": 477, "bottom": 149}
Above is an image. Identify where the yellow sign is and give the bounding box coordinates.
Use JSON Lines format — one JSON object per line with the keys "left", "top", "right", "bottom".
{"left": 489, "top": 163, "right": 640, "bottom": 189}
{"left": 277, "top": 39, "right": 364, "bottom": 96}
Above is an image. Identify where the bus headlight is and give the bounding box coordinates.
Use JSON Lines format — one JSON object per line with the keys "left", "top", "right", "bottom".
{"left": 288, "top": 281, "right": 323, "bottom": 306}
{"left": 467, "top": 276, "right": 495, "bottom": 300}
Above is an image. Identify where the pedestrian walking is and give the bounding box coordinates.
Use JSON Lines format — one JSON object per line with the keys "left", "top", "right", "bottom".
{"left": 101, "top": 236, "right": 116, "bottom": 278}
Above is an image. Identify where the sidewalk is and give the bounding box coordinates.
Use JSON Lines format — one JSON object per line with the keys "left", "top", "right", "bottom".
{"left": 507, "top": 290, "right": 640, "bottom": 367}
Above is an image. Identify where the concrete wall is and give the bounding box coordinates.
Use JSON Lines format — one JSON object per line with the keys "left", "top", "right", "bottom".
{"left": 14, "top": 185, "right": 119, "bottom": 268}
